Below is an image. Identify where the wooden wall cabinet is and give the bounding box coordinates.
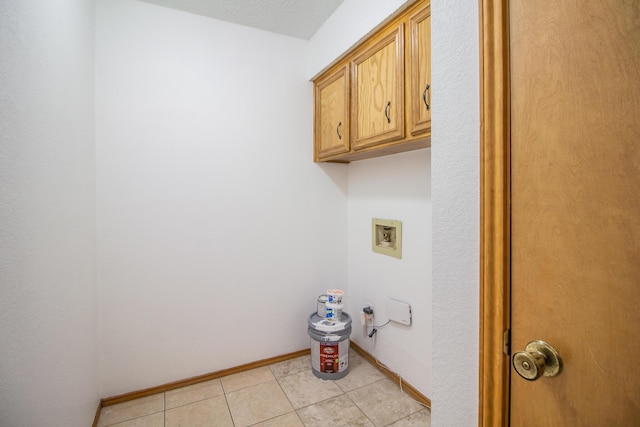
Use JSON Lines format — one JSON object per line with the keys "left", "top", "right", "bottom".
{"left": 409, "top": 4, "right": 431, "bottom": 136}
{"left": 351, "top": 25, "right": 405, "bottom": 150}
{"left": 313, "top": 0, "right": 430, "bottom": 163}
{"left": 314, "top": 65, "right": 350, "bottom": 160}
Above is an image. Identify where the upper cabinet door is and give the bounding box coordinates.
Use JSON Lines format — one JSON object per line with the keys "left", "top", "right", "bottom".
{"left": 409, "top": 5, "right": 431, "bottom": 136}
{"left": 311, "top": 1, "right": 431, "bottom": 163}
{"left": 351, "top": 24, "right": 405, "bottom": 150}
{"left": 314, "top": 65, "right": 350, "bottom": 161}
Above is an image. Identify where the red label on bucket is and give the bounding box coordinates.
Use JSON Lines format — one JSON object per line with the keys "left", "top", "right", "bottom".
{"left": 320, "top": 342, "right": 339, "bottom": 373}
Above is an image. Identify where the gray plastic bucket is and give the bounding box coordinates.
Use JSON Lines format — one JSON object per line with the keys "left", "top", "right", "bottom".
{"left": 308, "top": 312, "right": 352, "bottom": 380}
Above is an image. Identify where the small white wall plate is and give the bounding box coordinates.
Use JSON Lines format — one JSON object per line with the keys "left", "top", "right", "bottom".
{"left": 386, "top": 298, "right": 411, "bottom": 325}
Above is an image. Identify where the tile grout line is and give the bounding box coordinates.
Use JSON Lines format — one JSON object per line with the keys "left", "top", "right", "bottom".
{"left": 348, "top": 376, "right": 428, "bottom": 426}
{"left": 271, "top": 359, "right": 366, "bottom": 425}
{"left": 271, "top": 353, "right": 383, "bottom": 420}
{"left": 103, "top": 409, "right": 165, "bottom": 427}
{"left": 102, "top": 351, "right": 428, "bottom": 426}
{"left": 272, "top": 366, "right": 304, "bottom": 425}
{"left": 221, "top": 366, "right": 276, "bottom": 395}
{"left": 162, "top": 389, "right": 227, "bottom": 411}
{"left": 222, "top": 383, "right": 236, "bottom": 426}
{"left": 342, "top": 388, "right": 377, "bottom": 427}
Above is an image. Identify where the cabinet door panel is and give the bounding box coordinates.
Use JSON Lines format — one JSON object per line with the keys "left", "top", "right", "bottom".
{"left": 410, "top": 5, "right": 431, "bottom": 136}
{"left": 351, "top": 25, "right": 405, "bottom": 150}
{"left": 314, "top": 65, "right": 349, "bottom": 161}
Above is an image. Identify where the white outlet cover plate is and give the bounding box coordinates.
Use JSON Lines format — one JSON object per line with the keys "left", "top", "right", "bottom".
{"left": 386, "top": 299, "right": 411, "bottom": 325}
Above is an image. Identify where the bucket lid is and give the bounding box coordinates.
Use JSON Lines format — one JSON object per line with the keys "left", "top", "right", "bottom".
{"left": 309, "top": 312, "right": 351, "bottom": 332}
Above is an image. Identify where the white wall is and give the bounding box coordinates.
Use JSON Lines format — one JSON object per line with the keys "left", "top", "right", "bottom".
{"left": 0, "top": 1, "right": 99, "bottom": 426}
{"left": 308, "top": 0, "right": 431, "bottom": 398}
{"left": 347, "top": 151, "right": 431, "bottom": 395}
{"left": 96, "top": 0, "right": 348, "bottom": 397}
{"left": 0, "top": 0, "right": 481, "bottom": 422}
{"left": 307, "top": 0, "right": 409, "bottom": 78}
{"left": 431, "top": 1, "right": 480, "bottom": 426}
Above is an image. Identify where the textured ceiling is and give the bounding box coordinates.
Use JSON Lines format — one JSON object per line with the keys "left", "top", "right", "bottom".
{"left": 140, "top": 0, "right": 344, "bottom": 40}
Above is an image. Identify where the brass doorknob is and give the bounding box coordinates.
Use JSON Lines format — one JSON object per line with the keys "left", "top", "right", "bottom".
{"left": 512, "top": 340, "right": 563, "bottom": 381}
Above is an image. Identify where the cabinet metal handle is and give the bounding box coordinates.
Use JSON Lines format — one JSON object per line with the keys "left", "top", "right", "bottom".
{"left": 423, "top": 83, "right": 431, "bottom": 111}
{"left": 384, "top": 101, "right": 391, "bottom": 123}
{"left": 336, "top": 122, "right": 342, "bottom": 140}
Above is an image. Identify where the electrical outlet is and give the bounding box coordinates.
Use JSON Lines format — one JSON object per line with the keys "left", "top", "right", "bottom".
{"left": 362, "top": 304, "right": 374, "bottom": 328}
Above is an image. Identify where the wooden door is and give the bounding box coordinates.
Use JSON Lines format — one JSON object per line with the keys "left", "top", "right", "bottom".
{"left": 314, "top": 65, "right": 350, "bottom": 161}
{"left": 409, "top": 4, "right": 431, "bottom": 136}
{"left": 509, "top": 1, "right": 640, "bottom": 424}
{"left": 351, "top": 25, "right": 404, "bottom": 150}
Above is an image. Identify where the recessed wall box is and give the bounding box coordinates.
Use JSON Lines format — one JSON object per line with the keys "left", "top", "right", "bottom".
{"left": 372, "top": 218, "right": 402, "bottom": 259}
{"left": 386, "top": 299, "right": 411, "bottom": 325}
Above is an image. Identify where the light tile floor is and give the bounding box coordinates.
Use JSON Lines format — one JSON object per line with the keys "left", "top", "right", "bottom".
{"left": 97, "top": 350, "right": 431, "bottom": 427}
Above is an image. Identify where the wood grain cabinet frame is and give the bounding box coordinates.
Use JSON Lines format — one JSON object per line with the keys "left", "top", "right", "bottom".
{"left": 351, "top": 24, "right": 405, "bottom": 150}
{"left": 312, "top": 0, "right": 431, "bottom": 163}
{"left": 314, "top": 64, "right": 350, "bottom": 161}
{"left": 409, "top": 3, "right": 431, "bottom": 136}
